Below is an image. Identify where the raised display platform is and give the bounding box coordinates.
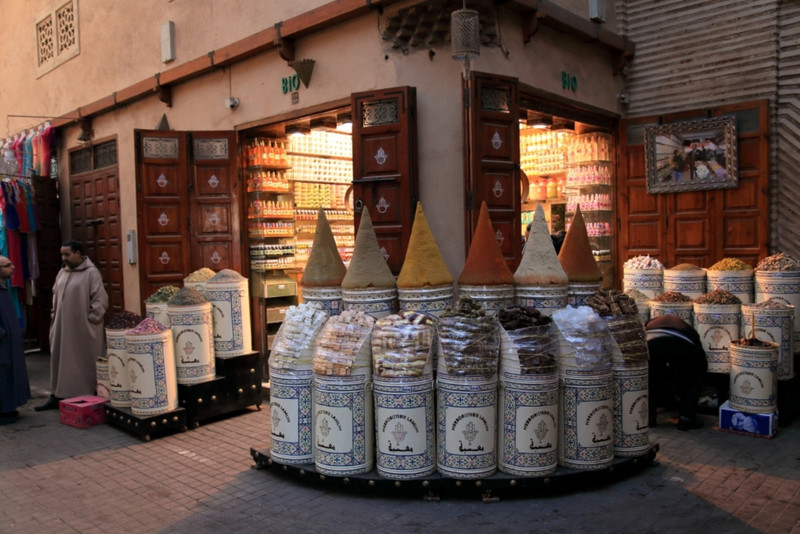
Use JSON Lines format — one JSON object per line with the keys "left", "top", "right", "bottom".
{"left": 178, "top": 351, "right": 264, "bottom": 428}
{"left": 249, "top": 444, "right": 659, "bottom": 501}
{"left": 104, "top": 405, "right": 187, "bottom": 442}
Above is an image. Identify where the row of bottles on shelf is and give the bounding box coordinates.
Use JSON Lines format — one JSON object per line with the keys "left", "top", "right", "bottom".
{"left": 565, "top": 165, "right": 612, "bottom": 187}
{"left": 565, "top": 220, "right": 613, "bottom": 237}
{"left": 288, "top": 155, "right": 353, "bottom": 183}
{"left": 246, "top": 138, "right": 289, "bottom": 168}
{"left": 566, "top": 134, "right": 611, "bottom": 164}
{"left": 289, "top": 130, "right": 352, "bottom": 158}
{"left": 248, "top": 200, "right": 294, "bottom": 219}
{"left": 294, "top": 182, "right": 350, "bottom": 210}
{"left": 520, "top": 131, "right": 612, "bottom": 175}
{"left": 566, "top": 194, "right": 612, "bottom": 212}
{"left": 247, "top": 170, "right": 290, "bottom": 192}
{"left": 249, "top": 244, "right": 296, "bottom": 271}
{"left": 521, "top": 149, "right": 563, "bottom": 176}
{"left": 247, "top": 201, "right": 355, "bottom": 222}
{"left": 295, "top": 209, "right": 352, "bottom": 221}
{"left": 529, "top": 176, "right": 565, "bottom": 201}
{"left": 247, "top": 221, "right": 294, "bottom": 237}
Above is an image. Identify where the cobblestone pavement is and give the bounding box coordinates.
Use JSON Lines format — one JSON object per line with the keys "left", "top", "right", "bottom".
{"left": 0, "top": 351, "right": 798, "bottom": 534}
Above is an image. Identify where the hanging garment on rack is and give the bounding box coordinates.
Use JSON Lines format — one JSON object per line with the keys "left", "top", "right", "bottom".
{"left": 26, "top": 233, "right": 39, "bottom": 281}
{"left": 12, "top": 182, "right": 30, "bottom": 234}
{"left": 23, "top": 182, "right": 37, "bottom": 233}
{"left": 32, "top": 129, "right": 41, "bottom": 176}
{"left": 11, "top": 135, "right": 24, "bottom": 176}
{"left": 39, "top": 124, "right": 54, "bottom": 178}
{"left": 22, "top": 134, "right": 33, "bottom": 177}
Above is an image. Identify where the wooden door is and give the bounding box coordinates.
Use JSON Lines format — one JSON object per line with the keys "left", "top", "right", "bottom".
{"left": 28, "top": 175, "right": 61, "bottom": 349}
{"left": 617, "top": 100, "right": 769, "bottom": 277}
{"left": 135, "top": 130, "right": 241, "bottom": 308}
{"left": 70, "top": 166, "right": 124, "bottom": 315}
{"left": 351, "top": 86, "right": 418, "bottom": 274}
{"left": 189, "top": 132, "right": 242, "bottom": 272}
{"left": 464, "top": 72, "right": 521, "bottom": 271}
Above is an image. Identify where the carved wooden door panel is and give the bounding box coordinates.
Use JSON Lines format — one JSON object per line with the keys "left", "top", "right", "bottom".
{"left": 617, "top": 100, "right": 769, "bottom": 278}
{"left": 351, "top": 86, "right": 418, "bottom": 275}
{"left": 136, "top": 130, "right": 242, "bottom": 309}
{"left": 465, "top": 72, "right": 520, "bottom": 271}
{"left": 70, "top": 167, "right": 124, "bottom": 315}
{"left": 189, "top": 131, "right": 241, "bottom": 273}
{"left": 136, "top": 131, "right": 192, "bottom": 306}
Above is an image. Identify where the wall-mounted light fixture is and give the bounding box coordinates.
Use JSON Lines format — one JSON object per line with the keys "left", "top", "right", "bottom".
{"left": 290, "top": 59, "right": 315, "bottom": 89}
{"left": 285, "top": 123, "right": 310, "bottom": 137}
{"left": 451, "top": 1, "right": 480, "bottom": 78}
{"left": 77, "top": 117, "right": 93, "bottom": 142}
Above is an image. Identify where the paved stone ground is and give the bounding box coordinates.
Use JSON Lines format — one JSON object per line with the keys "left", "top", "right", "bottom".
{"left": 0, "top": 351, "right": 798, "bottom": 534}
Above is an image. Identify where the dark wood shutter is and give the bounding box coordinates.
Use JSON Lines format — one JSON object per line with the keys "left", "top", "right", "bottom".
{"left": 135, "top": 130, "right": 241, "bottom": 309}
{"left": 136, "top": 131, "right": 193, "bottom": 305}
{"left": 351, "top": 86, "right": 418, "bottom": 275}
{"left": 70, "top": 166, "right": 124, "bottom": 315}
{"left": 189, "top": 131, "right": 242, "bottom": 273}
{"left": 616, "top": 100, "right": 769, "bottom": 275}
{"left": 464, "top": 72, "right": 521, "bottom": 271}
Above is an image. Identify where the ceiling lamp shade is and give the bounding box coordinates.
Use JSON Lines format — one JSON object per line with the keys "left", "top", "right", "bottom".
{"left": 285, "top": 123, "right": 310, "bottom": 137}
{"left": 451, "top": 3, "right": 480, "bottom": 61}
{"left": 532, "top": 116, "right": 553, "bottom": 130}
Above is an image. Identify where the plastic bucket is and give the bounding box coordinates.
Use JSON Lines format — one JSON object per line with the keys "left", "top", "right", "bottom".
{"left": 269, "top": 368, "right": 314, "bottom": 465}
{"left": 106, "top": 328, "right": 131, "bottom": 408}
{"left": 567, "top": 281, "right": 602, "bottom": 308}
{"left": 301, "top": 286, "right": 343, "bottom": 316}
{"left": 728, "top": 341, "right": 778, "bottom": 413}
{"left": 313, "top": 374, "right": 374, "bottom": 476}
{"left": 436, "top": 372, "right": 497, "bottom": 479}
{"left": 167, "top": 302, "right": 216, "bottom": 384}
{"left": 648, "top": 301, "right": 693, "bottom": 325}
{"left": 125, "top": 329, "right": 179, "bottom": 416}
{"left": 398, "top": 284, "right": 454, "bottom": 320}
{"left": 373, "top": 375, "right": 436, "bottom": 479}
{"left": 515, "top": 285, "right": 568, "bottom": 317}
{"left": 205, "top": 277, "right": 252, "bottom": 357}
{"left": 693, "top": 302, "right": 741, "bottom": 374}
{"left": 755, "top": 270, "right": 800, "bottom": 343}
{"left": 622, "top": 268, "right": 663, "bottom": 299}
{"left": 663, "top": 269, "right": 706, "bottom": 300}
{"left": 457, "top": 284, "right": 515, "bottom": 316}
{"left": 740, "top": 302, "right": 795, "bottom": 380}
{"left": 707, "top": 269, "right": 754, "bottom": 304}
{"left": 498, "top": 372, "right": 558, "bottom": 476}
{"left": 558, "top": 367, "right": 614, "bottom": 470}
{"left": 145, "top": 302, "right": 169, "bottom": 329}
{"left": 612, "top": 363, "right": 650, "bottom": 457}
{"left": 342, "top": 287, "right": 398, "bottom": 320}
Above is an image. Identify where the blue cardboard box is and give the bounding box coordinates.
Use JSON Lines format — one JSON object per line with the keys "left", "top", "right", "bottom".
{"left": 718, "top": 400, "right": 777, "bottom": 438}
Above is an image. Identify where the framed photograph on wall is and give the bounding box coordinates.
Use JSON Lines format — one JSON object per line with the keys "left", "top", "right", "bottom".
{"left": 645, "top": 116, "right": 738, "bottom": 193}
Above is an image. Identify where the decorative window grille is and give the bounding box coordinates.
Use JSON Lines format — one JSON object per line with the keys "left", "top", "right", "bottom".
{"left": 36, "top": 1, "right": 80, "bottom": 76}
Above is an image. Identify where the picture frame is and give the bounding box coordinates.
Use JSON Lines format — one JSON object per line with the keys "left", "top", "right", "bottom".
{"left": 645, "top": 116, "right": 738, "bottom": 193}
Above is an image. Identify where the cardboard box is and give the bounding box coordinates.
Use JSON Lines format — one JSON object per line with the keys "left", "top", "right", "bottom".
{"left": 718, "top": 400, "right": 777, "bottom": 438}
{"left": 266, "top": 306, "right": 289, "bottom": 324}
{"left": 59, "top": 395, "right": 108, "bottom": 429}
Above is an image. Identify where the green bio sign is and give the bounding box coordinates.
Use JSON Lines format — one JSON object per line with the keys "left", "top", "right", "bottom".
{"left": 561, "top": 71, "right": 577, "bottom": 92}
{"left": 282, "top": 73, "right": 300, "bottom": 94}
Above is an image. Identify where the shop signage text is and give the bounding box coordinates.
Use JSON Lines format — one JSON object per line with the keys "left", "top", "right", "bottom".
{"left": 561, "top": 71, "right": 578, "bottom": 92}
{"left": 282, "top": 74, "right": 301, "bottom": 94}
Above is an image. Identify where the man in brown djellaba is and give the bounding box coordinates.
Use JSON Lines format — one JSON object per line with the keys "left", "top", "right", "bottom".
{"left": 36, "top": 240, "right": 108, "bottom": 411}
